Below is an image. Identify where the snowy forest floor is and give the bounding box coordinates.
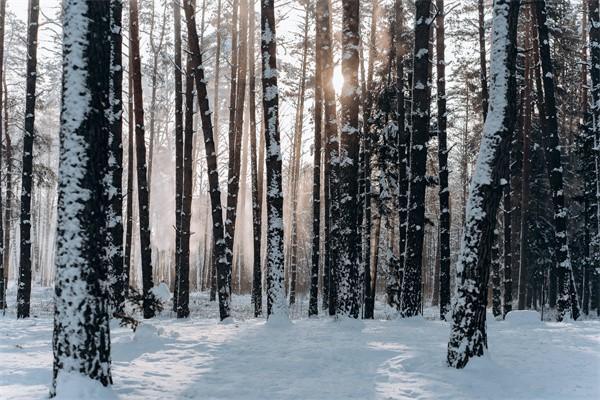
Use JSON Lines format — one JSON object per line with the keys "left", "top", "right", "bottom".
{"left": 1, "top": 284, "right": 600, "bottom": 400}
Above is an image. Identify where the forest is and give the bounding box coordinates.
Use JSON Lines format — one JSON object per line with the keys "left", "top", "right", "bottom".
{"left": 0, "top": 0, "right": 599, "bottom": 399}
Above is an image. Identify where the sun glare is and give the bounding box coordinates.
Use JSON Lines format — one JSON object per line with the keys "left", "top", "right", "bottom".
{"left": 332, "top": 65, "right": 344, "bottom": 95}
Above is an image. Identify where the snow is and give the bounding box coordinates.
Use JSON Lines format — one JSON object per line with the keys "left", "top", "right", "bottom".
{"left": 504, "top": 310, "right": 541, "bottom": 325}
{"left": 150, "top": 282, "right": 172, "bottom": 303}
{"left": 1, "top": 286, "right": 599, "bottom": 400}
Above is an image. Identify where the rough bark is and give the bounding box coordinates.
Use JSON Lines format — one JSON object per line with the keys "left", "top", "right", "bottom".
{"left": 436, "top": 0, "right": 450, "bottom": 320}
{"left": 52, "top": 0, "right": 112, "bottom": 391}
{"left": 261, "top": 0, "right": 287, "bottom": 319}
{"left": 108, "top": 0, "right": 124, "bottom": 313}
{"left": 400, "top": 0, "right": 432, "bottom": 317}
{"left": 447, "top": 0, "right": 520, "bottom": 369}
{"left": 534, "top": 0, "right": 580, "bottom": 321}
{"left": 183, "top": 0, "right": 231, "bottom": 320}
{"left": 130, "top": 0, "right": 155, "bottom": 319}
{"left": 16, "top": 0, "right": 39, "bottom": 319}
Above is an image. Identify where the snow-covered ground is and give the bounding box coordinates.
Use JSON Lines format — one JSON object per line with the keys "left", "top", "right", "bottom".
{"left": 1, "top": 284, "right": 599, "bottom": 400}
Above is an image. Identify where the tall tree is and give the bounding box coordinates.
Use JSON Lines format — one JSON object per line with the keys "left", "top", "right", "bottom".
{"left": 447, "top": 0, "right": 521, "bottom": 369}
{"left": 334, "top": 0, "right": 361, "bottom": 318}
{"left": 288, "top": 2, "right": 310, "bottom": 306}
{"left": 248, "top": 0, "right": 262, "bottom": 317}
{"left": 317, "top": 0, "right": 338, "bottom": 313}
{"left": 400, "top": 0, "right": 432, "bottom": 318}
{"left": 16, "top": 0, "right": 39, "bottom": 319}
{"left": 183, "top": 0, "right": 231, "bottom": 320}
{"left": 309, "top": 0, "right": 324, "bottom": 317}
{"left": 130, "top": 0, "right": 155, "bottom": 319}
{"left": 261, "top": 0, "right": 287, "bottom": 319}
{"left": 173, "top": 0, "right": 183, "bottom": 312}
{"left": 176, "top": 52, "right": 194, "bottom": 318}
{"left": 478, "top": 0, "right": 489, "bottom": 122}
{"left": 0, "top": 0, "right": 6, "bottom": 311}
{"left": 52, "top": 0, "right": 112, "bottom": 392}
{"left": 534, "top": 0, "right": 580, "bottom": 321}
{"left": 108, "top": 0, "right": 124, "bottom": 313}
{"left": 124, "top": 45, "right": 135, "bottom": 299}
{"left": 436, "top": 0, "right": 450, "bottom": 320}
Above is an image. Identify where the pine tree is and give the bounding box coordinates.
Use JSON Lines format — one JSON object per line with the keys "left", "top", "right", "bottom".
{"left": 436, "top": 0, "right": 451, "bottom": 320}
{"left": 108, "top": 0, "right": 125, "bottom": 314}
{"left": 130, "top": 0, "right": 155, "bottom": 319}
{"left": 335, "top": 0, "right": 361, "bottom": 318}
{"left": 183, "top": 0, "right": 231, "bottom": 320}
{"left": 0, "top": 0, "right": 6, "bottom": 311}
{"left": 261, "top": 0, "right": 287, "bottom": 319}
{"left": 447, "top": 0, "right": 521, "bottom": 369}
{"left": 534, "top": 0, "right": 580, "bottom": 321}
{"left": 52, "top": 0, "right": 112, "bottom": 392}
{"left": 16, "top": 0, "right": 39, "bottom": 319}
{"left": 401, "top": 0, "right": 432, "bottom": 317}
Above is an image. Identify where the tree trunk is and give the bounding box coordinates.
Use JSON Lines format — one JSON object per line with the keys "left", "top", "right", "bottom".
{"left": 52, "top": 0, "right": 112, "bottom": 391}
{"left": 491, "top": 228, "right": 502, "bottom": 318}
{"left": 124, "top": 45, "right": 134, "bottom": 299}
{"left": 108, "top": 0, "right": 124, "bottom": 313}
{"left": 130, "top": 0, "right": 155, "bottom": 319}
{"left": 436, "top": 0, "right": 450, "bottom": 320}
{"left": 17, "top": 0, "right": 39, "bottom": 319}
{"left": 248, "top": 0, "right": 262, "bottom": 317}
{"left": 534, "top": 0, "right": 580, "bottom": 321}
{"left": 478, "top": 0, "right": 489, "bottom": 122}
{"left": 395, "top": 0, "right": 407, "bottom": 311}
{"left": 176, "top": 52, "right": 194, "bottom": 318}
{"left": 289, "top": 4, "right": 310, "bottom": 307}
{"left": 309, "top": 3, "right": 323, "bottom": 316}
{"left": 447, "top": 0, "right": 520, "bottom": 369}
{"left": 183, "top": 0, "right": 231, "bottom": 320}
{"left": 173, "top": 0, "right": 184, "bottom": 313}
{"left": 2, "top": 80, "right": 11, "bottom": 311}
{"left": 0, "top": 0, "right": 5, "bottom": 311}
{"left": 261, "top": 0, "right": 287, "bottom": 319}
{"left": 400, "top": 0, "right": 432, "bottom": 318}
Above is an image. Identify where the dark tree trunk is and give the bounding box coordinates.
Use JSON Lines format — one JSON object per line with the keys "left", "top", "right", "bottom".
{"left": 0, "top": 0, "right": 6, "bottom": 311}
{"left": 589, "top": 0, "right": 600, "bottom": 317}
{"left": 400, "top": 0, "right": 432, "bottom": 318}
{"left": 395, "top": 0, "right": 407, "bottom": 311}
{"left": 436, "top": 0, "right": 450, "bottom": 320}
{"left": 309, "top": 0, "right": 323, "bottom": 316}
{"left": 108, "top": 0, "right": 124, "bottom": 313}
{"left": 261, "top": 0, "right": 287, "bottom": 319}
{"left": 491, "top": 229, "right": 502, "bottom": 318}
{"left": 316, "top": 0, "right": 338, "bottom": 314}
{"left": 183, "top": 0, "right": 231, "bottom": 320}
{"left": 334, "top": 0, "right": 361, "bottom": 318}
{"left": 17, "top": 0, "right": 39, "bottom": 319}
{"left": 447, "top": 0, "right": 520, "bottom": 369}
{"left": 173, "top": 0, "right": 184, "bottom": 313}
{"left": 478, "top": 0, "right": 489, "bottom": 122}
{"left": 248, "top": 1, "right": 262, "bottom": 317}
{"left": 176, "top": 53, "right": 194, "bottom": 318}
{"left": 130, "top": 0, "right": 155, "bottom": 319}
{"left": 534, "top": 0, "right": 580, "bottom": 321}
{"left": 225, "top": 0, "right": 247, "bottom": 290}
{"left": 124, "top": 47, "right": 134, "bottom": 298}
{"left": 52, "top": 0, "right": 112, "bottom": 392}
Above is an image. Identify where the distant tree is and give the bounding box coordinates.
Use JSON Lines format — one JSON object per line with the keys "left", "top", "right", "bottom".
{"left": 52, "top": 0, "right": 112, "bottom": 392}
{"left": 0, "top": 0, "right": 6, "bottom": 311}
{"left": 16, "top": 0, "right": 39, "bottom": 319}
{"left": 130, "top": 0, "right": 155, "bottom": 319}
